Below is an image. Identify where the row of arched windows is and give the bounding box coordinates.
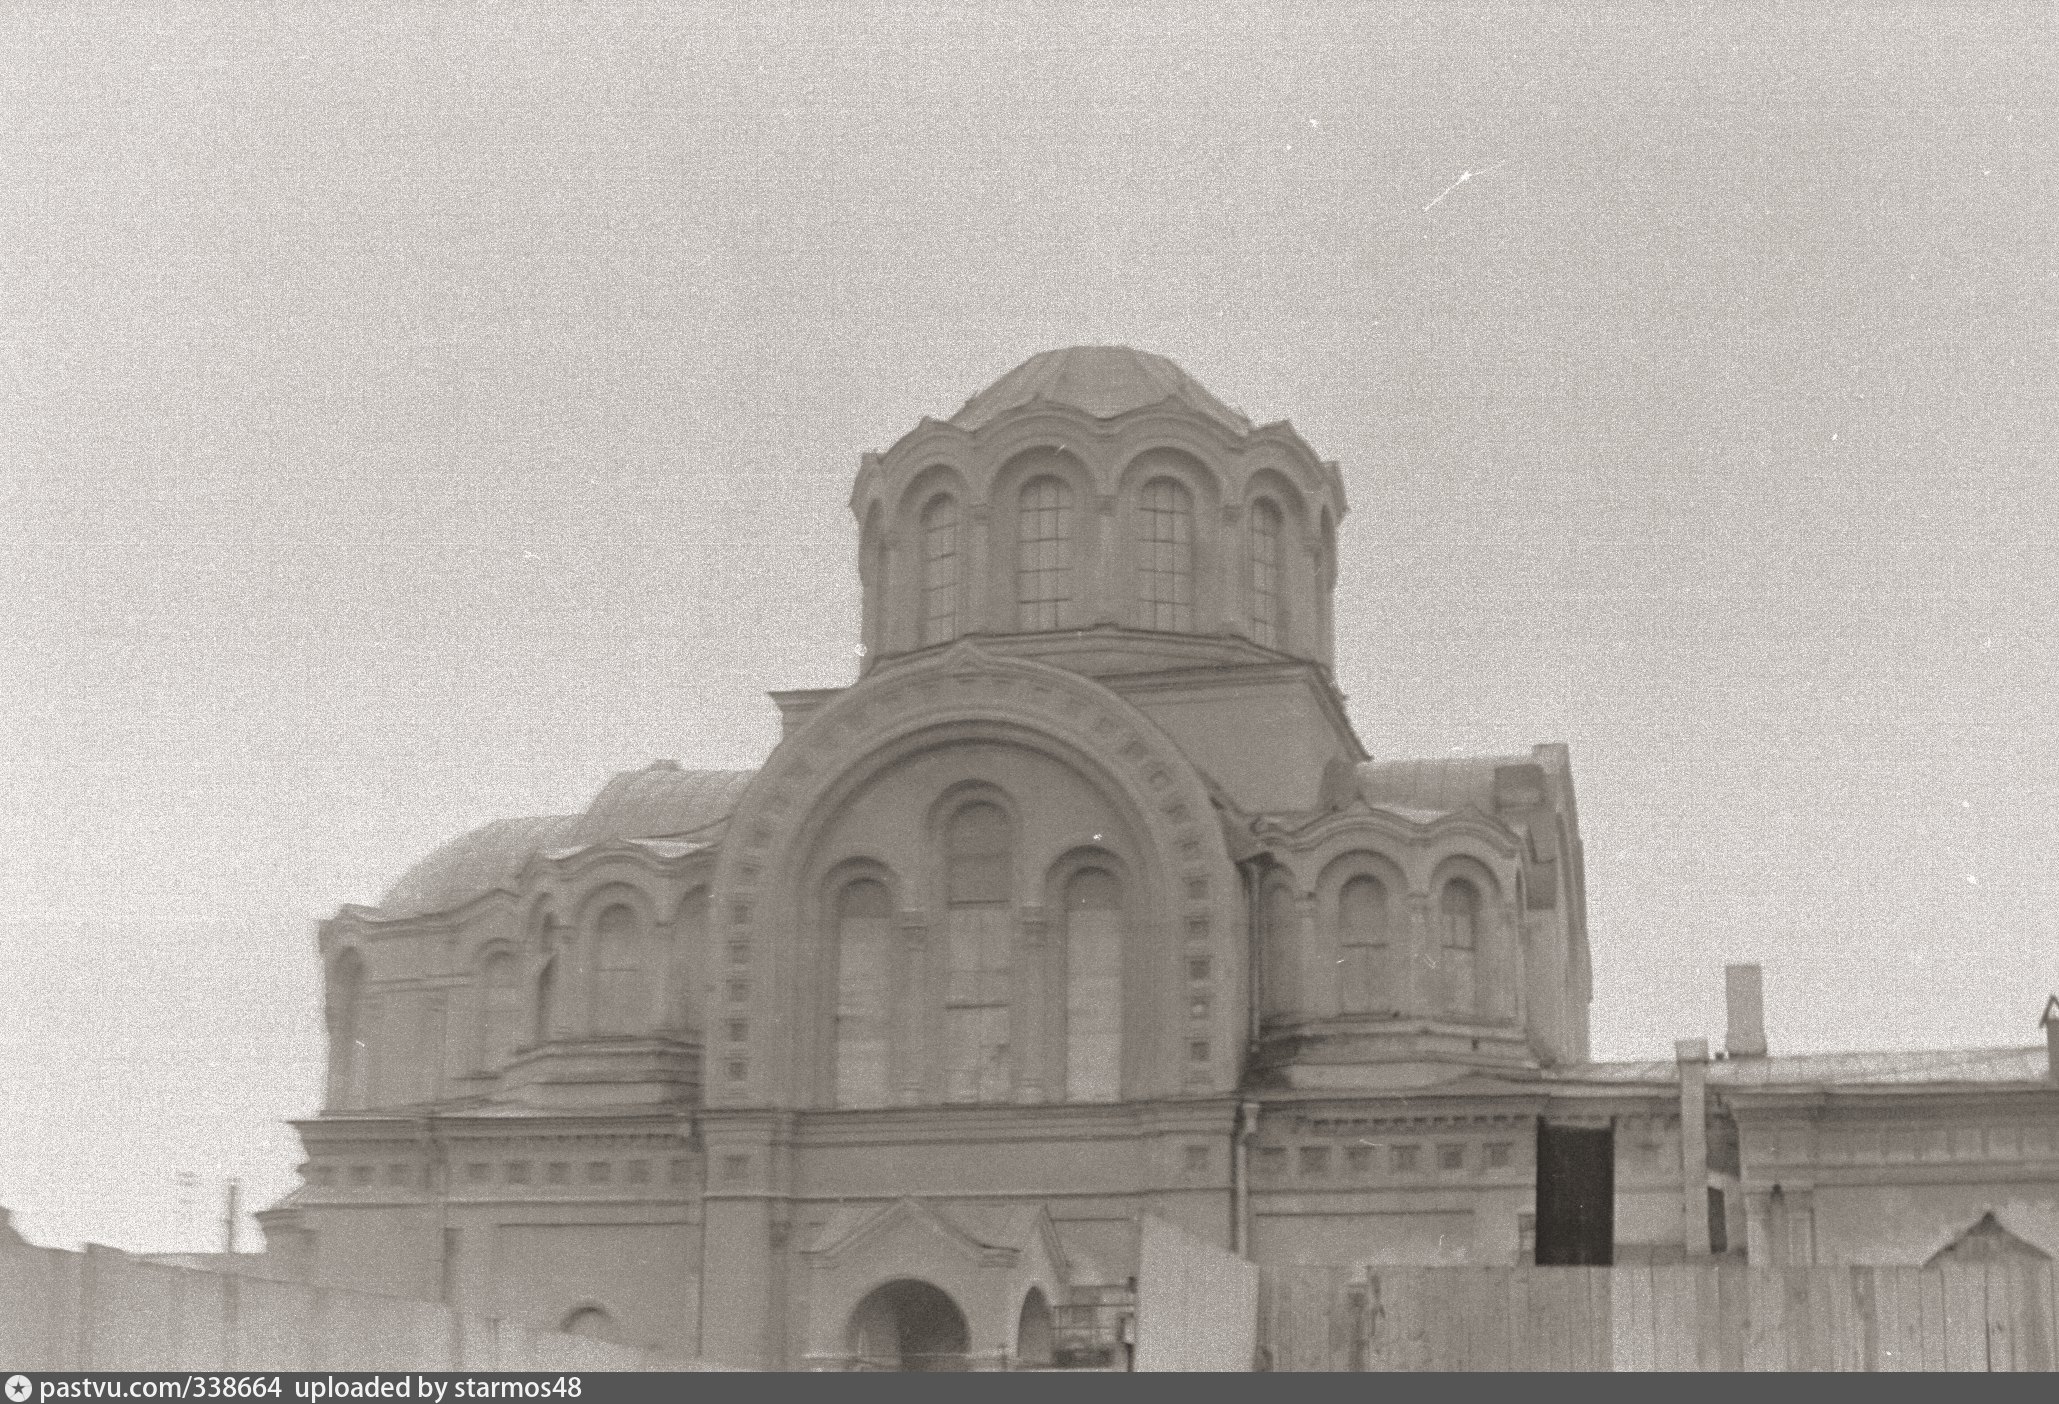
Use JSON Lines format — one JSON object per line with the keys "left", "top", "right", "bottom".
{"left": 889, "top": 473, "right": 1303, "bottom": 647}
{"left": 325, "top": 895, "right": 700, "bottom": 1112}
{"left": 828, "top": 797, "right": 1127, "bottom": 1108}
{"left": 1263, "top": 870, "right": 1489, "bottom": 1023}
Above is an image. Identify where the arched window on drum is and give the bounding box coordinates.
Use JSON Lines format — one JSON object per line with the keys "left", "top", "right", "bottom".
{"left": 1439, "top": 878, "right": 1482, "bottom": 1016}
{"left": 943, "top": 801, "right": 1014, "bottom": 1102}
{"left": 1249, "top": 498, "right": 1284, "bottom": 649}
{"left": 834, "top": 877, "right": 894, "bottom": 1108}
{"left": 919, "top": 493, "right": 961, "bottom": 646}
{"left": 1337, "top": 875, "right": 1395, "bottom": 1015}
{"left": 1017, "top": 476, "right": 1074, "bottom": 630}
{"left": 1063, "top": 867, "right": 1122, "bottom": 1102}
{"left": 594, "top": 903, "right": 647, "bottom": 1035}
{"left": 1136, "top": 478, "right": 1194, "bottom": 631}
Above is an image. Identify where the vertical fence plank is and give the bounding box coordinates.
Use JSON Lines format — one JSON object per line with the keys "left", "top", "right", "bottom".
{"left": 1742, "top": 1268, "right": 1782, "bottom": 1371}
{"left": 1871, "top": 1268, "right": 1906, "bottom": 1371}
{"left": 1715, "top": 1263, "right": 1747, "bottom": 1371}
{"left": 1779, "top": 1268, "right": 1813, "bottom": 1371}
{"left": 1940, "top": 1262, "right": 1988, "bottom": 1371}
{"left": 1610, "top": 1266, "right": 1654, "bottom": 1372}
{"left": 1890, "top": 1266, "right": 1924, "bottom": 1372}
{"left": 1651, "top": 1266, "right": 1694, "bottom": 1371}
{"left": 1590, "top": 1267, "right": 1616, "bottom": 1372}
{"left": 1918, "top": 1268, "right": 1949, "bottom": 1370}
{"left": 1506, "top": 1269, "right": 1532, "bottom": 1371}
{"left": 2026, "top": 1261, "right": 2059, "bottom": 1374}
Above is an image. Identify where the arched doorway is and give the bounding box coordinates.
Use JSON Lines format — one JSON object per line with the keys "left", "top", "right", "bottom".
{"left": 1015, "top": 1286, "right": 1055, "bottom": 1369}
{"left": 845, "top": 1279, "right": 972, "bottom": 1371}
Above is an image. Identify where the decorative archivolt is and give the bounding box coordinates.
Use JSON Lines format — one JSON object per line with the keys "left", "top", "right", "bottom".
{"left": 1251, "top": 801, "right": 1521, "bottom": 895}
{"left": 709, "top": 639, "right": 1239, "bottom": 1102}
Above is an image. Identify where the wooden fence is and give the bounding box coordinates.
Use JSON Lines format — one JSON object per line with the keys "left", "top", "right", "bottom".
{"left": 1258, "top": 1263, "right": 2058, "bottom": 1371}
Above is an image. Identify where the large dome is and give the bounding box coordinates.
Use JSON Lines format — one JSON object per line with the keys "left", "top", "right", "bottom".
{"left": 947, "top": 346, "right": 1253, "bottom": 434}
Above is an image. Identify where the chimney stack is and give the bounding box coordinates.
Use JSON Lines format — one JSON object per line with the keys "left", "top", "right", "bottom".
{"left": 1725, "top": 964, "right": 1767, "bottom": 1058}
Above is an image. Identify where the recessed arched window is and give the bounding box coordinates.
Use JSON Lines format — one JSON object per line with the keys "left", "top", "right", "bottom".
{"left": 1064, "top": 867, "right": 1123, "bottom": 1102}
{"left": 919, "top": 493, "right": 961, "bottom": 646}
{"left": 1338, "top": 874, "right": 1393, "bottom": 1016}
{"left": 327, "top": 950, "right": 368, "bottom": 1110}
{"left": 594, "top": 903, "right": 644, "bottom": 1035}
{"left": 1016, "top": 476, "right": 1074, "bottom": 630}
{"left": 1136, "top": 478, "right": 1194, "bottom": 631}
{"left": 1249, "top": 498, "right": 1283, "bottom": 648}
{"left": 1440, "top": 878, "right": 1482, "bottom": 1018}
{"left": 477, "top": 950, "right": 522, "bottom": 1070}
{"left": 834, "top": 876, "right": 894, "bottom": 1108}
{"left": 945, "top": 801, "right": 1011, "bottom": 906}
{"left": 943, "top": 801, "right": 1013, "bottom": 1102}
{"left": 1440, "top": 879, "right": 1480, "bottom": 951}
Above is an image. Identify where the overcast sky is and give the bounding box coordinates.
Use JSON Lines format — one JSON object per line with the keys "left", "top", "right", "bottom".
{"left": 4, "top": 2, "right": 2054, "bottom": 1253}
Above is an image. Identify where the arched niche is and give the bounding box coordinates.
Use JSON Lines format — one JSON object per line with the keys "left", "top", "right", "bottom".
{"left": 1426, "top": 853, "right": 1506, "bottom": 1022}
{"left": 1043, "top": 846, "right": 1131, "bottom": 1103}
{"left": 471, "top": 940, "right": 523, "bottom": 1073}
{"left": 1316, "top": 849, "right": 1409, "bottom": 1017}
{"left": 1243, "top": 467, "right": 1314, "bottom": 656}
{"left": 573, "top": 881, "right": 661, "bottom": 1038}
{"left": 819, "top": 856, "right": 902, "bottom": 1109}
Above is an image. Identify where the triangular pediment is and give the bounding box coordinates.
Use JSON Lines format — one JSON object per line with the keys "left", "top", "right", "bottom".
{"left": 803, "top": 1197, "right": 1001, "bottom": 1267}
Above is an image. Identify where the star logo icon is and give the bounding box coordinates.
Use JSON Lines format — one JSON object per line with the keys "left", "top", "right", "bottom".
{"left": 6, "top": 1374, "right": 33, "bottom": 1403}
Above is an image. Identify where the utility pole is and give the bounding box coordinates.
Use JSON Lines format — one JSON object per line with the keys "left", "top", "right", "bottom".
{"left": 222, "top": 1179, "right": 241, "bottom": 1255}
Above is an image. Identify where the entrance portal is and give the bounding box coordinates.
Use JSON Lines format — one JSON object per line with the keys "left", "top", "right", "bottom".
{"left": 1535, "top": 1120, "right": 1615, "bottom": 1265}
{"left": 845, "top": 1279, "right": 973, "bottom": 1371}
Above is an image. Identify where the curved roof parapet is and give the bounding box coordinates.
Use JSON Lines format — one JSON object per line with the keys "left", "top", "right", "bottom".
{"left": 948, "top": 346, "right": 1255, "bottom": 435}
{"left": 376, "top": 763, "right": 757, "bottom": 917}
{"left": 1358, "top": 753, "right": 1539, "bottom": 817}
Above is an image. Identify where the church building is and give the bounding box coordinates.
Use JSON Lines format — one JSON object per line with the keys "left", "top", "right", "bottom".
{"left": 259, "top": 348, "right": 2059, "bottom": 1369}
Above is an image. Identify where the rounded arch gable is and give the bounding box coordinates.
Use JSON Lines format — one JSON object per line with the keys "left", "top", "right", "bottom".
{"left": 710, "top": 646, "right": 1238, "bottom": 1108}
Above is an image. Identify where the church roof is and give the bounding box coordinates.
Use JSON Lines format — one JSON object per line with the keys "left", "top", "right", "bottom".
{"left": 948, "top": 346, "right": 1254, "bottom": 434}
{"left": 1558, "top": 1045, "right": 2051, "bottom": 1089}
{"left": 376, "top": 763, "right": 755, "bottom": 917}
{"left": 1357, "top": 755, "right": 1536, "bottom": 816}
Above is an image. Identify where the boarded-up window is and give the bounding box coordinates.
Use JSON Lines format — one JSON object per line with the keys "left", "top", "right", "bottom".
{"left": 1338, "top": 874, "right": 1394, "bottom": 1015}
{"left": 945, "top": 802, "right": 1013, "bottom": 1101}
{"left": 595, "top": 903, "right": 645, "bottom": 1035}
{"left": 1064, "top": 867, "right": 1122, "bottom": 1102}
{"left": 834, "top": 877, "right": 893, "bottom": 1107}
